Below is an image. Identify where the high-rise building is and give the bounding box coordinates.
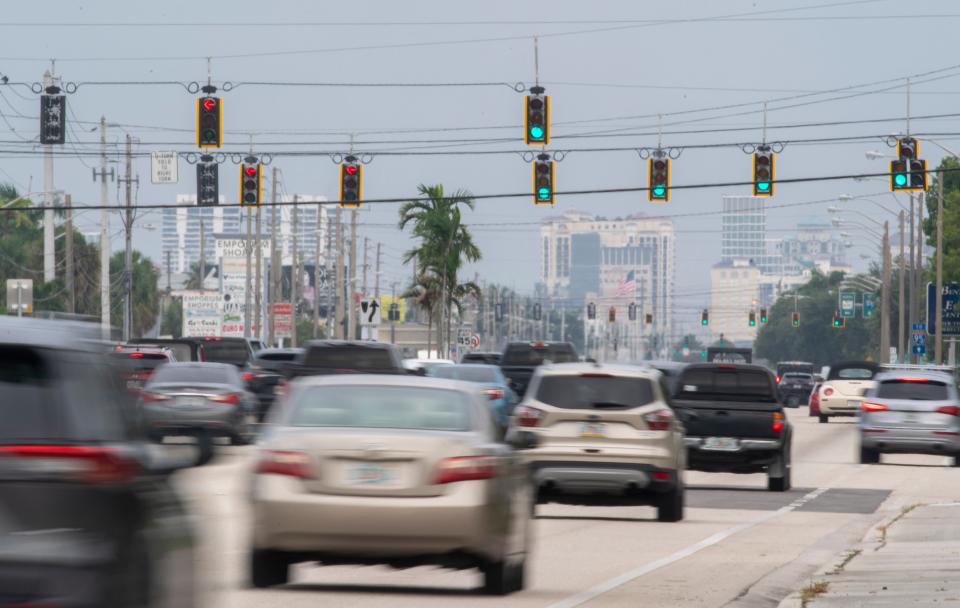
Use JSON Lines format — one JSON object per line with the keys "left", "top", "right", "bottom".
{"left": 709, "top": 259, "right": 761, "bottom": 343}
{"left": 721, "top": 195, "right": 767, "bottom": 269}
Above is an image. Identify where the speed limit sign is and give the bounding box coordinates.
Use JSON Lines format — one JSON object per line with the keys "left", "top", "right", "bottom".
{"left": 470, "top": 334, "right": 481, "bottom": 349}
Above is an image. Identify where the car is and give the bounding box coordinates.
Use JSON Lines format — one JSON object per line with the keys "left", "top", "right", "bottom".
{"left": 428, "top": 363, "right": 519, "bottom": 429}
{"left": 816, "top": 361, "right": 879, "bottom": 423}
{"left": 500, "top": 341, "right": 578, "bottom": 397}
{"left": 127, "top": 337, "right": 205, "bottom": 362}
{"left": 461, "top": 351, "right": 502, "bottom": 365}
{"left": 250, "top": 375, "right": 533, "bottom": 595}
{"left": 187, "top": 336, "right": 255, "bottom": 368}
{"left": 643, "top": 360, "right": 687, "bottom": 395}
{"left": 139, "top": 362, "right": 258, "bottom": 458}
{"left": 244, "top": 347, "right": 303, "bottom": 421}
{"left": 775, "top": 361, "right": 815, "bottom": 384}
{"left": 0, "top": 318, "right": 198, "bottom": 607}
{"left": 778, "top": 372, "right": 816, "bottom": 407}
{"left": 286, "top": 340, "right": 408, "bottom": 378}
{"left": 109, "top": 345, "right": 177, "bottom": 397}
{"left": 673, "top": 363, "right": 792, "bottom": 492}
{"left": 858, "top": 370, "right": 960, "bottom": 466}
{"left": 511, "top": 363, "right": 686, "bottom": 521}
{"left": 403, "top": 357, "right": 455, "bottom": 375}
{"left": 248, "top": 338, "right": 266, "bottom": 352}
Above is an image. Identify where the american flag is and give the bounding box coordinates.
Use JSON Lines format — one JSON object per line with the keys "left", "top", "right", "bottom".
{"left": 616, "top": 270, "right": 637, "bottom": 296}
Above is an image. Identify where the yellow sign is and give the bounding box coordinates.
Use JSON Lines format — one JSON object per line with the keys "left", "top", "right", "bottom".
{"left": 380, "top": 295, "right": 405, "bottom": 322}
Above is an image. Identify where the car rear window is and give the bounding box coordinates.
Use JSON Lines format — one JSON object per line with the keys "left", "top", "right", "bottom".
{"left": 150, "top": 365, "right": 235, "bottom": 386}
{"left": 289, "top": 386, "right": 472, "bottom": 431}
{"left": 679, "top": 368, "right": 775, "bottom": 401}
{"left": 535, "top": 375, "right": 655, "bottom": 409}
{"left": 130, "top": 341, "right": 194, "bottom": 362}
{"left": 304, "top": 346, "right": 396, "bottom": 370}
{"left": 836, "top": 368, "right": 874, "bottom": 379}
{"left": 431, "top": 366, "right": 498, "bottom": 383}
{"left": 0, "top": 346, "right": 61, "bottom": 441}
{"left": 501, "top": 344, "right": 577, "bottom": 366}
{"left": 782, "top": 373, "right": 812, "bottom": 382}
{"left": 258, "top": 352, "right": 299, "bottom": 362}
{"left": 876, "top": 379, "right": 950, "bottom": 400}
{"left": 201, "top": 340, "right": 250, "bottom": 366}
{"left": 109, "top": 352, "right": 169, "bottom": 369}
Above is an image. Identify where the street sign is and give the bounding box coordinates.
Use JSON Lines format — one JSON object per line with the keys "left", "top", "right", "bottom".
{"left": 182, "top": 292, "right": 222, "bottom": 337}
{"left": 150, "top": 151, "right": 179, "bottom": 184}
{"left": 839, "top": 292, "right": 856, "bottom": 318}
{"left": 273, "top": 303, "right": 293, "bottom": 339}
{"left": 5, "top": 279, "right": 33, "bottom": 315}
{"left": 912, "top": 323, "right": 927, "bottom": 355}
{"left": 457, "top": 327, "right": 472, "bottom": 346}
{"left": 862, "top": 292, "right": 876, "bottom": 319}
{"left": 359, "top": 298, "right": 381, "bottom": 327}
{"left": 470, "top": 334, "right": 481, "bottom": 349}
{"left": 926, "top": 282, "right": 960, "bottom": 336}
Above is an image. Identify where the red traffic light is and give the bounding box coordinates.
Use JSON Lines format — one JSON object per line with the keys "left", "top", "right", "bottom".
{"left": 202, "top": 98, "right": 217, "bottom": 111}
{"left": 344, "top": 164, "right": 358, "bottom": 176}
{"left": 244, "top": 166, "right": 257, "bottom": 177}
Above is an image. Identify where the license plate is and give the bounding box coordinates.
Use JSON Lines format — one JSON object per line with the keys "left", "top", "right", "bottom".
{"left": 579, "top": 422, "right": 607, "bottom": 438}
{"left": 702, "top": 437, "right": 740, "bottom": 451}
{"left": 900, "top": 413, "right": 919, "bottom": 424}
{"left": 177, "top": 397, "right": 206, "bottom": 407}
{"left": 847, "top": 400, "right": 859, "bottom": 409}
{"left": 343, "top": 462, "right": 398, "bottom": 486}
{"left": 126, "top": 380, "right": 143, "bottom": 389}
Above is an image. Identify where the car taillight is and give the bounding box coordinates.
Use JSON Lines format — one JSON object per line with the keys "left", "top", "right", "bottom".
{"left": 481, "top": 388, "right": 505, "bottom": 401}
{"left": 210, "top": 393, "right": 241, "bottom": 405}
{"left": 810, "top": 388, "right": 820, "bottom": 407}
{"left": 434, "top": 456, "right": 498, "bottom": 484}
{"left": 861, "top": 401, "right": 888, "bottom": 412}
{"left": 772, "top": 411, "right": 784, "bottom": 433}
{"left": 241, "top": 372, "right": 256, "bottom": 382}
{"left": 643, "top": 408, "right": 674, "bottom": 431}
{"left": 256, "top": 450, "right": 313, "bottom": 479}
{"left": 513, "top": 405, "right": 544, "bottom": 427}
{"left": 936, "top": 405, "right": 960, "bottom": 416}
{"left": 775, "top": 375, "right": 781, "bottom": 384}
{"left": 0, "top": 445, "right": 139, "bottom": 484}
{"left": 651, "top": 471, "right": 671, "bottom": 481}
{"left": 823, "top": 387, "right": 834, "bottom": 396}
{"left": 140, "top": 391, "right": 170, "bottom": 402}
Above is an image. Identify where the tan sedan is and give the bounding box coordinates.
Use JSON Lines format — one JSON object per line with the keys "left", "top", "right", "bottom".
{"left": 249, "top": 375, "right": 533, "bottom": 595}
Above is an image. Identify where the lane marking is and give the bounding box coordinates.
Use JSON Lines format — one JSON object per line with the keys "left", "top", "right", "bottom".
{"left": 547, "top": 486, "right": 829, "bottom": 608}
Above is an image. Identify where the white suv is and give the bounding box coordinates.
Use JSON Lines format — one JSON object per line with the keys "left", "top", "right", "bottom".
{"left": 509, "top": 363, "right": 686, "bottom": 522}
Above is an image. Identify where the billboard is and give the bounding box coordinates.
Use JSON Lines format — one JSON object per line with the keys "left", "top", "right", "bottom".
{"left": 182, "top": 292, "right": 222, "bottom": 337}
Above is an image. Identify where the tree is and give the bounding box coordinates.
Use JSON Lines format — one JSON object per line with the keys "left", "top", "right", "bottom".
{"left": 161, "top": 298, "right": 182, "bottom": 338}
{"left": 110, "top": 251, "right": 160, "bottom": 337}
{"left": 403, "top": 271, "right": 443, "bottom": 357}
{"left": 925, "top": 156, "right": 960, "bottom": 283}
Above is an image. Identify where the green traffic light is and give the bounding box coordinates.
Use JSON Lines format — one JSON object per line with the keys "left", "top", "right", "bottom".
{"left": 894, "top": 173, "right": 908, "bottom": 187}
{"left": 756, "top": 181, "right": 771, "bottom": 192}
{"left": 653, "top": 185, "right": 666, "bottom": 197}
{"left": 701, "top": 319, "right": 708, "bottom": 326}
{"left": 529, "top": 125, "right": 545, "bottom": 140}
{"left": 537, "top": 187, "right": 551, "bottom": 200}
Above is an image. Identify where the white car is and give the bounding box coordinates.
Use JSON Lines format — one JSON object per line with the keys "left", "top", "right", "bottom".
{"left": 817, "top": 361, "right": 879, "bottom": 423}
{"left": 402, "top": 358, "right": 455, "bottom": 375}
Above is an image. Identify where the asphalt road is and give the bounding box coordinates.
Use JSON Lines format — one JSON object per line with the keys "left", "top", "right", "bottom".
{"left": 171, "top": 409, "right": 960, "bottom": 608}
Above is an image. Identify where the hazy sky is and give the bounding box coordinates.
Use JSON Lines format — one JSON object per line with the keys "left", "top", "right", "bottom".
{"left": 1, "top": 0, "right": 958, "bottom": 331}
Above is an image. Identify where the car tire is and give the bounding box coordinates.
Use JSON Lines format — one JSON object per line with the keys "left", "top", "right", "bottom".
{"left": 767, "top": 450, "right": 791, "bottom": 492}
{"left": 196, "top": 431, "right": 215, "bottom": 466}
{"left": 251, "top": 549, "right": 290, "bottom": 588}
{"left": 656, "top": 480, "right": 684, "bottom": 522}
{"left": 953, "top": 455, "right": 960, "bottom": 468}
{"left": 510, "top": 558, "right": 527, "bottom": 592}
{"left": 818, "top": 414, "right": 829, "bottom": 424}
{"left": 859, "top": 446, "right": 881, "bottom": 464}
{"left": 481, "top": 559, "right": 514, "bottom": 596}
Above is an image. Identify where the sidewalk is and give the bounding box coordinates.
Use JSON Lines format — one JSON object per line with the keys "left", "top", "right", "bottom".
{"left": 778, "top": 502, "right": 960, "bottom": 607}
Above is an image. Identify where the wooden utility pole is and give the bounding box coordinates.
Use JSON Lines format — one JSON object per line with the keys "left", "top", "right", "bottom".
{"left": 291, "top": 195, "right": 299, "bottom": 347}
{"left": 348, "top": 209, "right": 357, "bottom": 340}
{"left": 268, "top": 167, "right": 279, "bottom": 345}
{"left": 64, "top": 194, "right": 74, "bottom": 314}
{"left": 335, "top": 207, "right": 345, "bottom": 339}
{"left": 254, "top": 194, "right": 262, "bottom": 339}
{"left": 313, "top": 209, "right": 322, "bottom": 338}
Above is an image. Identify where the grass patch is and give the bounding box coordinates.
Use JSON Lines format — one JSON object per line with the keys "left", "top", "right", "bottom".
{"left": 827, "top": 548, "right": 862, "bottom": 575}
{"left": 800, "top": 580, "right": 830, "bottom": 607}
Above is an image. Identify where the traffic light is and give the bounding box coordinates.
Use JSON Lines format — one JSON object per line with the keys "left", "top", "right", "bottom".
{"left": 701, "top": 309, "right": 709, "bottom": 326}
{"left": 648, "top": 156, "right": 670, "bottom": 202}
{"left": 748, "top": 310, "right": 757, "bottom": 327}
{"left": 891, "top": 158, "right": 908, "bottom": 191}
{"left": 753, "top": 145, "right": 775, "bottom": 197}
{"left": 628, "top": 302, "right": 637, "bottom": 321}
{"left": 196, "top": 156, "right": 218, "bottom": 207}
{"left": 832, "top": 311, "right": 845, "bottom": 328}
{"left": 909, "top": 159, "right": 927, "bottom": 191}
{"left": 196, "top": 96, "right": 222, "bottom": 148}
{"left": 759, "top": 308, "right": 768, "bottom": 324}
{"left": 533, "top": 154, "right": 555, "bottom": 204}
{"left": 897, "top": 136, "right": 918, "bottom": 160}
{"left": 533, "top": 303, "right": 542, "bottom": 321}
{"left": 39, "top": 93, "right": 66, "bottom": 145}
{"left": 608, "top": 307, "right": 616, "bottom": 323}
{"left": 388, "top": 302, "right": 400, "bottom": 321}
{"left": 587, "top": 302, "right": 596, "bottom": 320}
{"left": 524, "top": 86, "right": 549, "bottom": 145}
{"left": 791, "top": 311, "right": 800, "bottom": 328}
{"left": 339, "top": 155, "right": 362, "bottom": 207}
{"left": 239, "top": 158, "right": 262, "bottom": 207}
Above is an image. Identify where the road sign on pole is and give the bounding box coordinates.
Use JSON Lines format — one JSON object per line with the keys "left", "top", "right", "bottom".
{"left": 359, "top": 298, "right": 381, "bottom": 327}
{"left": 272, "top": 303, "right": 293, "bottom": 339}
{"left": 5, "top": 279, "right": 33, "bottom": 316}
{"left": 926, "top": 282, "right": 960, "bottom": 336}
{"left": 150, "top": 151, "right": 179, "bottom": 184}
{"left": 839, "top": 292, "right": 856, "bottom": 318}
{"left": 862, "top": 292, "right": 876, "bottom": 319}
{"left": 912, "top": 323, "right": 927, "bottom": 355}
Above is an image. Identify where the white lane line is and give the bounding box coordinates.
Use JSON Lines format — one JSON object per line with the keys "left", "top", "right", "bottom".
{"left": 546, "top": 486, "right": 829, "bottom": 608}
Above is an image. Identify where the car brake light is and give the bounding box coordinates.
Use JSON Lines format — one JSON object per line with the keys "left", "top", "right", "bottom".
{"left": 580, "top": 373, "right": 612, "bottom": 378}
{"left": 823, "top": 387, "right": 834, "bottom": 396}
{"left": 0, "top": 445, "right": 139, "bottom": 484}
{"left": 513, "top": 405, "right": 544, "bottom": 427}
{"left": 772, "top": 411, "right": 784, "bottom": 433}
{"left": 810, "top": 387, "right": 820, "bottom": 408}
{"left": 140, "top": 391, "right": 170, "bottom": 402}
{"left": 530, "top": 342, "right": 546, "bottom": 348}
{"left": 434, "top": 456, "right": 498, "bottom": 484}
{"left": 204, "top": 337, "right": 222, "bottom": 341}
{"left": 128, "top": 352, "right": 145, "bottom": 358}
{"left": 210, "top": 393, "right": 241, "bottom": 405}
{"left": 256, "top": 450, "right": 314, "bottom": 479}
{"left": 651, "top": 471, "right": 671, "bottom": 481}
{"left": 241, "top": 371, "right": 256, "bottom": 382}
{"left": 896, "top": 377, "right": 930, "bottom": 383}
{"left": 861, "top": 401, "right": 888, "bottom": 412}
{"left": 775, "top": 375, "right": 781, "bottom": 383}
{"left": 936, "top": 405, "right": 960, "bottom": 416}
{"left": 643, "top": 408, "right": 674, "bottom": 431}
{"left": 481, "top": 388, "right": 505, "bottom": 401}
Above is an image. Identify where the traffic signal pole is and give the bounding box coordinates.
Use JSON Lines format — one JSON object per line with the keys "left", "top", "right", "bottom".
{"left": 881, "top": 221, "right": 891, "bottom": 363}
{"left": 899, "top": 210, "right": 906, "bottom": 361}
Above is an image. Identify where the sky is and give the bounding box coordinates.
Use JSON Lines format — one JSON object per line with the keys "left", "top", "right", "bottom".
{"left": 1, "top": 0, "right": 959, "bottom": 331}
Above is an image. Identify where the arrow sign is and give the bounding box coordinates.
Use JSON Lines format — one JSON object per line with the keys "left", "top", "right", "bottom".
{"left": 359, "top": 297, "right": 381, "bottom": 327}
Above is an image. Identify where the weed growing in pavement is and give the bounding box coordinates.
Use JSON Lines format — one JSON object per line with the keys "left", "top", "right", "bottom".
{"left": 799, "top": 580, "right": 830, "bottom": 607}
{"left": 827, "top": 548, "right": 862, "bottom": 575}
{"left": 876, "top": 503, "right": 923, "bottom": 551}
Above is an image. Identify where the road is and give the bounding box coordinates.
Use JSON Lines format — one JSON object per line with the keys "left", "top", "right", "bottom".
{"left": 173, "top": 408, "right": 960, "bottom": 608}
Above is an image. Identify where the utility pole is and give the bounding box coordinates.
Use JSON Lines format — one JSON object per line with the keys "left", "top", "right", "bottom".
{"left": 390, "top": 281, "right": 398, "bottom": 344}
{"left": 908, "top": 192, "right": 916, "bottom": 363}
{"left": 199, "top": 211, "right": 206, "bottom": 292}
{"left": 881, "top": 221, "right": 891, "bottom": 363}
{"left": 96, "top": 117, "right": 112, "bottom": 339}
{"left": 348, "top": 209, "right": 358, "bottom": 340}
{"left": 165, "top": 251, "right": 172, "bottom": 294}
{"left": 936, "top": 175, "right": 944, "bottom": 364}
{"left": 268, "top": 167, "right": 278, "bottom": 345}
{"left": 254, "top": 195, "right": 262, "bottom": 340}
{"left": 244, "top": 204, "right": 253, "bottom": 338}
{"left": 335, "top": 207, "right": 345, "bottom": 339}
{"left": 360, "top": 237, "right": 369, "bottom": 340}
{"left": 916, "top": 192, "right": 925, "bottom": 360}
{"left": 291, "top": 195, "right": 299, "bottom": 347}
{"left": 374, "top": 242, "right": 382, "bottom": 299}
{"left": 313, "top": 210, "right": 322, "bottom": 338}
{"left": 42, "top": 70, "right": 55, "bottom": 283}
{"left": 120, "top": 134, "right": 136, "bottom": 341}
{"left": 64, "top": 194, "right": 74, "bottom": 314}
{"left": 899, "top": 210, "right": 906, "bottom": 362}
{"left": 324, "top": 211, "right": 334, "bottom": 337}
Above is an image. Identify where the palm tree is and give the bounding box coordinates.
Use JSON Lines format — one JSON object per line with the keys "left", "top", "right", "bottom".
{"left": 403, "top": 271, "right": 442, "bottom": 357}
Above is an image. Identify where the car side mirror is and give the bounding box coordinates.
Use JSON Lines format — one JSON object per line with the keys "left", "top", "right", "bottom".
{"left": 506, "top": 429, "right": 539, "bottom": 450}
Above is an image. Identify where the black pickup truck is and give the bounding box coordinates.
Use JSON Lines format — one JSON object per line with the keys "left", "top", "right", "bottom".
{"left": 672, "top": 363, "right": 792, "bottom": 492}
{"left": 284, "top": 340, "right": 406, "bottom": 378}
{"left": 499, "top": 341, "right": 578, "bottom": 397}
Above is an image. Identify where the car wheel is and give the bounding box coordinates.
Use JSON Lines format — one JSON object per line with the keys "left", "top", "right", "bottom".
{"left": 250, "top": 549, "right": 290, "bottom": 588}
{"left": 818, "top": 414, "right": 829, "bottom": 424}
{"left": 859, "top": 446, "right": 881, "bottom": 464}
{"left": 767, "top": 450, "right": 791, "bottom": 492}
{"left": 953, "top": 455, "right": 960, "bottom": 468}
{"left": 656, "top": 479, "right": 684, "bottom": 522}
{"left": 196, "top": 431, "right": 215, "bottom": 466}
{"left": 481, "top": 559, "right": 513, "bottom": 596}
